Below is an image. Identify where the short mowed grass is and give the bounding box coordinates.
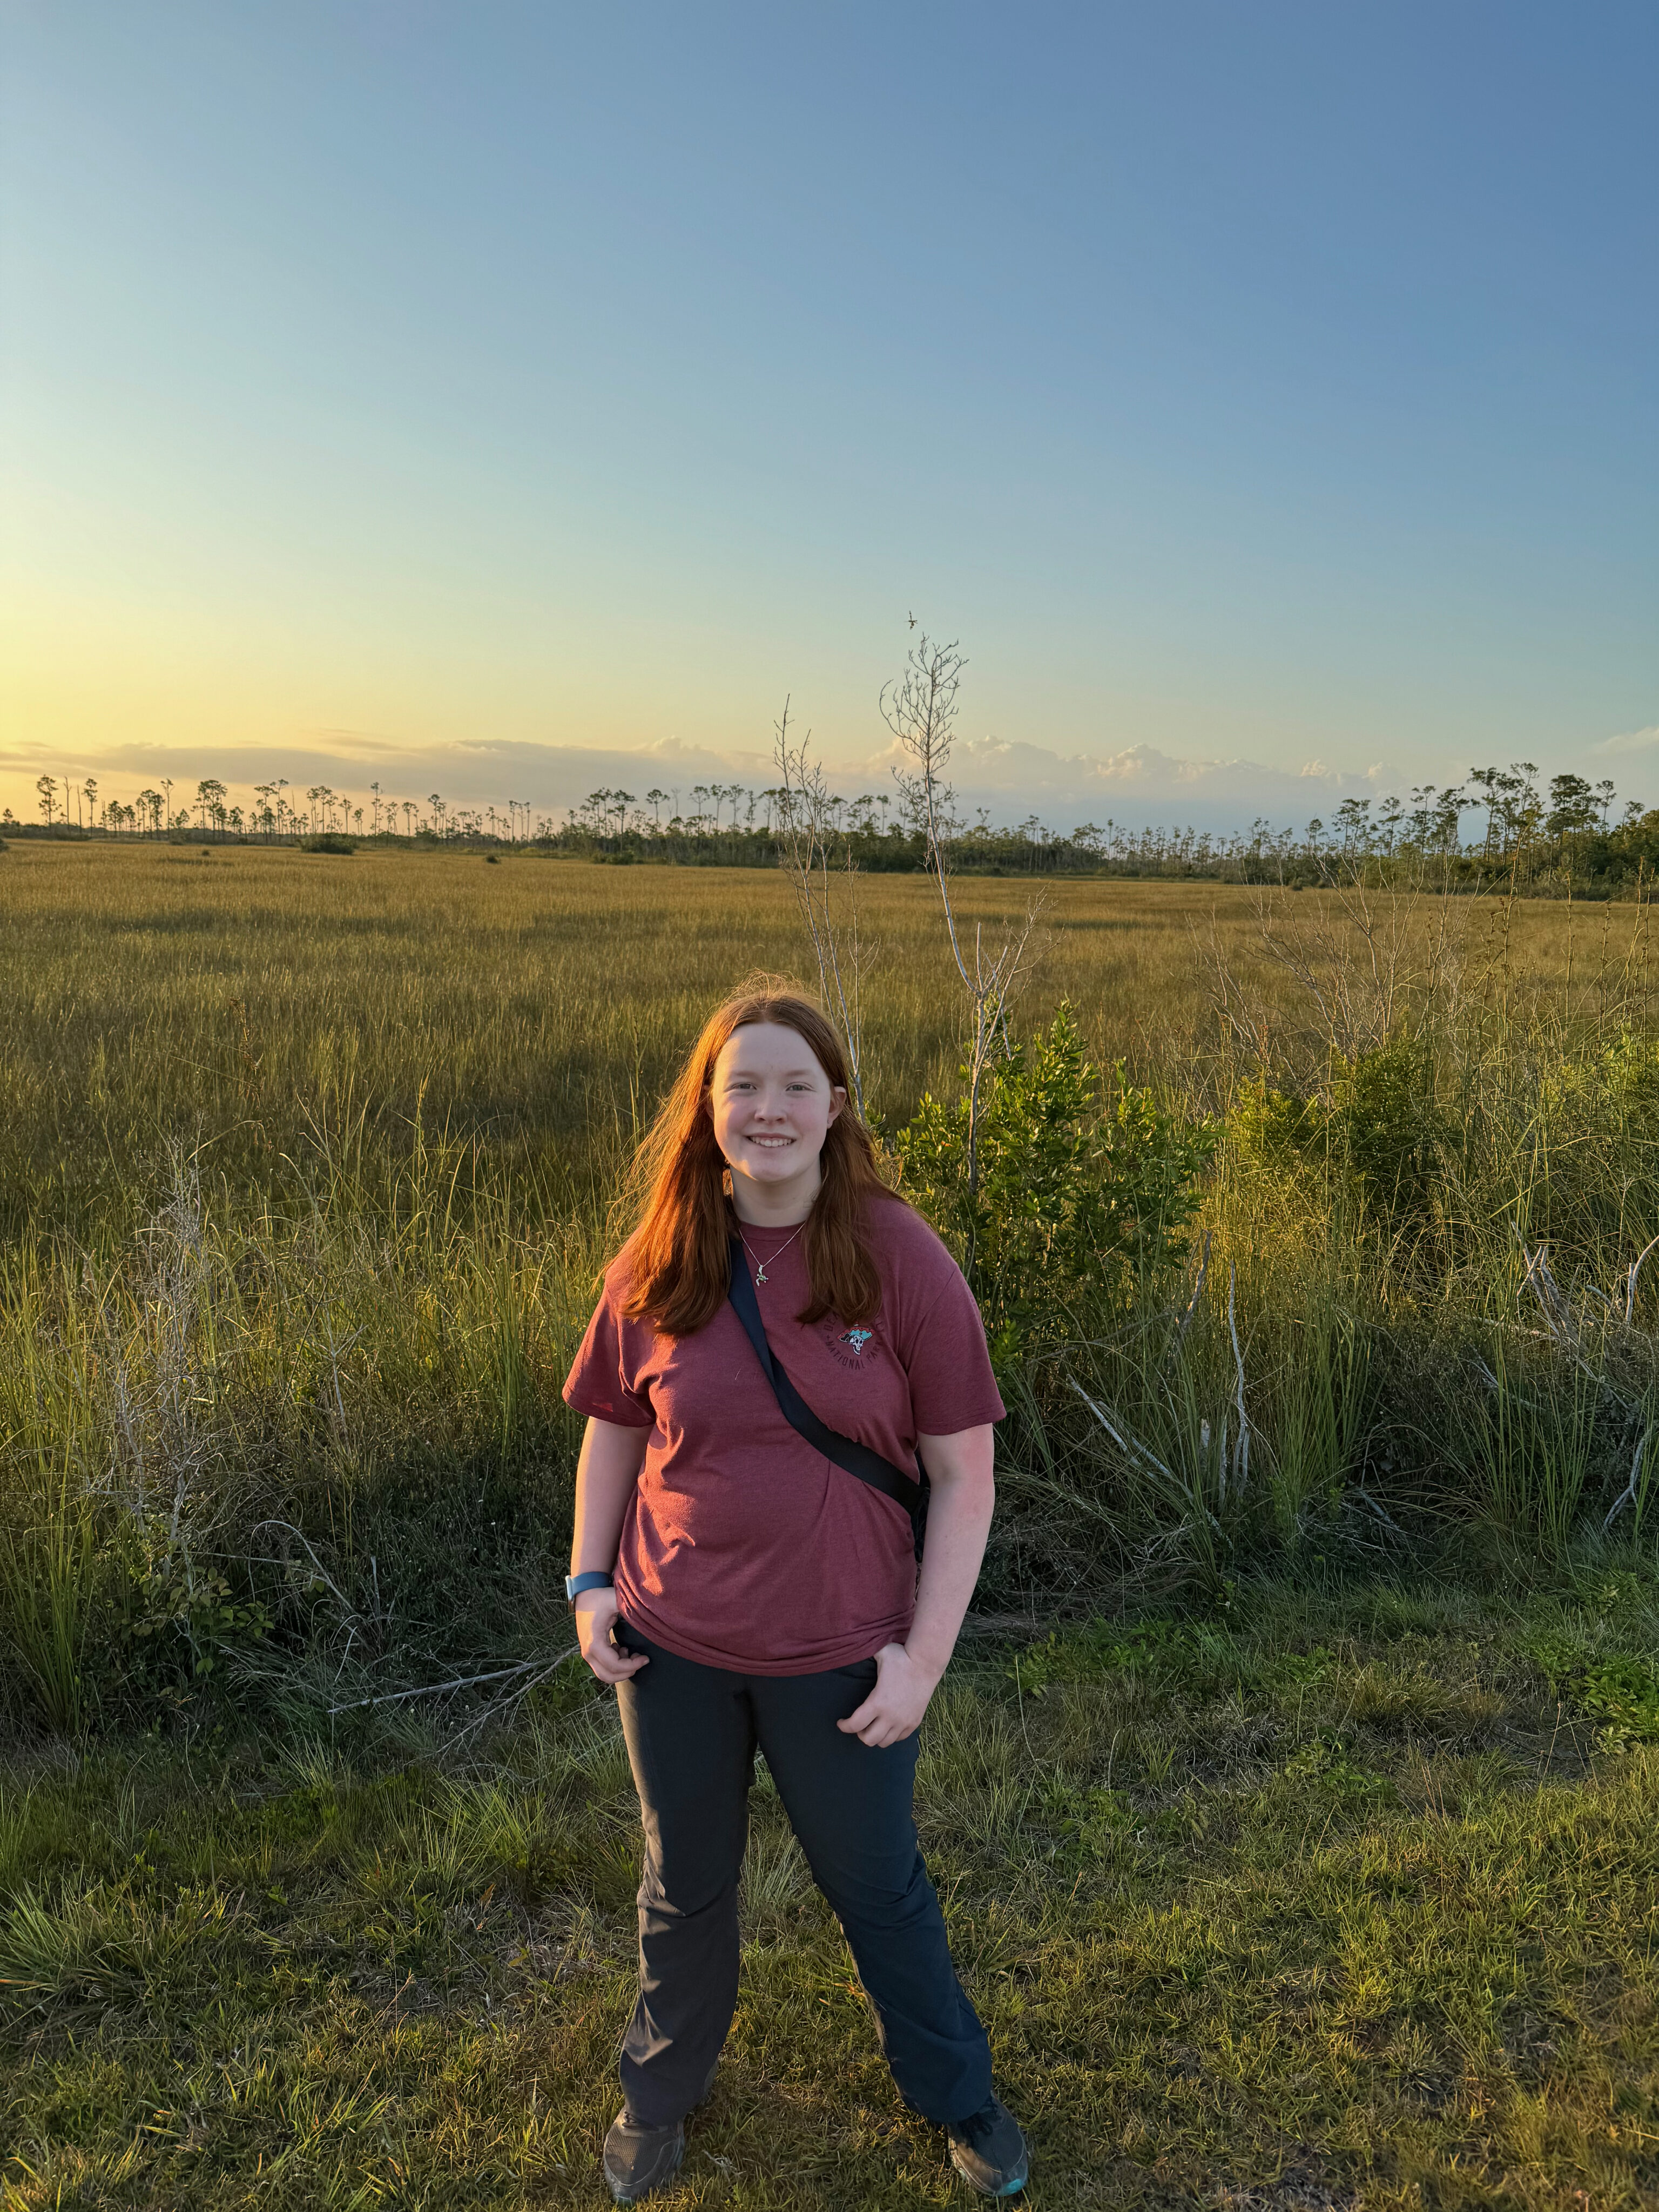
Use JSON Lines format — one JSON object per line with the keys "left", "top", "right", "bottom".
{"left": 5, "top": 1574, "right": 1659, "bottom": 2210}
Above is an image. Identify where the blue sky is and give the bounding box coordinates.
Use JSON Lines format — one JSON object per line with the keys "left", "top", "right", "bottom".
{"left": 2, "top": 1, "right": 1655, "bottom": 830}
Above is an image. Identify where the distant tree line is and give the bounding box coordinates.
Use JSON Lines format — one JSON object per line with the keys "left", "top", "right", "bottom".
{"left": 9, "top": 773, "right": 547, "bottom": 844}
{"left": 9, "top": 759, "right": 1659, "bottom": 893}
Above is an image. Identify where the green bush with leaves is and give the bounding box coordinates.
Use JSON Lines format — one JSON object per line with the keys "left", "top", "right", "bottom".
{"left": 1231, "top": 1031, "right": 1446, "bottom": 1240}
{"left": 1328, "top": 1033, "right": 1445, "bottom": 1224}
{"left": 1518, "top": 1027, "right": 1659, "bottom": 1257}
{"left": 896, "top": 1002, "right": 1215, "bottom": 1358}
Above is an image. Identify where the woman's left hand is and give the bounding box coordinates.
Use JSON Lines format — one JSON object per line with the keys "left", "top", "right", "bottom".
{"left": 837, "top": 1642, "right": 942, "bottom": 1748}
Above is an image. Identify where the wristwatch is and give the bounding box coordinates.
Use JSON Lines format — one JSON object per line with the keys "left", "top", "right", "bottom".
{"left": 565, "top": 1570, "right": 614, "bottom": 1605}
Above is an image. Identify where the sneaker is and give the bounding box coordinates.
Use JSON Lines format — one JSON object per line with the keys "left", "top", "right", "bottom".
{"left": 602, "top": 2065, "right": 718, "bottom": 2203}
{"left": 602, "top": 2108, "right": 685, "bottom": 2203}
{"left": 947, "top": 2094, "right": 1029, "bottom": 2197}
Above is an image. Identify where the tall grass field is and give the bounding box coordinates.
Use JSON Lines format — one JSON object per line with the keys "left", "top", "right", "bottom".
{"left": 3, "top": 838, "right": 1658, "bottom": 2209}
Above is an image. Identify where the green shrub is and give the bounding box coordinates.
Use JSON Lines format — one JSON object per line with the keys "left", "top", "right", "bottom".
{"left": 897, "top": 1002, "right": 1215, "bottom": 1357}
{"left": 300, "top": 832, "right": 355, "bottom": 854}
{"left": 1230, "top": 1033, "right": 1446, "bottom": 1242}
{"left": 1230, "top": 1074, "right": 1321, "bottom": 1168}
{"left": 1327, "top": 1033, "right": 1445, "bottom": 1227}
{"left": 1516, "top": 1028, "right": 1659, "bottom": 1260}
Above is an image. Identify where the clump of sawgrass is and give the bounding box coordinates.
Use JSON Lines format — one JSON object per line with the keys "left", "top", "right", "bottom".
{"left": 0, "top": 1136, "right": 602, "bottom": 1732}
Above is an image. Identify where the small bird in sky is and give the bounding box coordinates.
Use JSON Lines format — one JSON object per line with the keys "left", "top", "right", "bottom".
{"left": 908, "top": 610, "right": 916, "bottom": 628}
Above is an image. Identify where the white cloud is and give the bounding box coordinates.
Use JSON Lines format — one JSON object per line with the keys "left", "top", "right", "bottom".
{"left": 855, "top": 735, "right": 1382, "bottom": 831}
{"left": 1591, "top": 725, "right": 1659, "bottom": 759}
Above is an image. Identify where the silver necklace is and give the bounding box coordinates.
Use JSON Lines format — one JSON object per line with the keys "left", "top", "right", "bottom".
{"left": 739, "top": 1220, "right": 806, "bottom": 1285}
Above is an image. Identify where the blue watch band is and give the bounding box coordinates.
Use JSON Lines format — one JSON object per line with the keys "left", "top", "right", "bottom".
{"left": 565, "top": 1570, "right": 614, "bottom": 1604}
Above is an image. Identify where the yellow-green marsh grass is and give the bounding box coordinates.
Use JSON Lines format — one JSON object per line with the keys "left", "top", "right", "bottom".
{"left": 1, "top": 839, "right": 1642, "bottom": 1239}
{"left": 3, "top": 847, "right": 1659, "bottom": 2203}
{"left": 4, "top": 843, "right": 1659, "bottom": 1717}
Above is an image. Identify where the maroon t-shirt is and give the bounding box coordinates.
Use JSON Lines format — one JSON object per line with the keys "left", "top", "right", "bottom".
{"left": 562, "top": 1197, "right": 1005, "bottom": 1674}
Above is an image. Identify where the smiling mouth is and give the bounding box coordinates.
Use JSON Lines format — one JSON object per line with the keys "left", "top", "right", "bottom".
{"left": 745, "top": 1134, "right": 795, "bottom": 1149}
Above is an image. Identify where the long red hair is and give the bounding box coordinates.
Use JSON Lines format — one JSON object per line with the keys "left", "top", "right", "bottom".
{"left": 617, "top": 981, "right": 900, "bottom": 1336}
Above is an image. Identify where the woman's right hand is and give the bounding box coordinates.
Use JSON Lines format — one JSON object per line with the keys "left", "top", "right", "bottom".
{"left": 576, "top": 1589, "right": 650, "bottom": 1683}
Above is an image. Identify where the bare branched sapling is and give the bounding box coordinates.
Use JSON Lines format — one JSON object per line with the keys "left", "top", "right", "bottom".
{"left": 772, "top": 698, "right": 874, "bottom": 1121}
{"left": 883, "top": 635, "right": 1038, "bottom": 1274}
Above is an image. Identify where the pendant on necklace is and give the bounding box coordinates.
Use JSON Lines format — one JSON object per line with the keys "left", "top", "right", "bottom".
{"left": 754, "top": 1265, "right": 767, "bottom": 1284}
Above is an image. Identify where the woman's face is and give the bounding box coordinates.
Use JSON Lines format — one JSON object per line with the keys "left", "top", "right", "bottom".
{"left": 709, "top": 1021, "right": 846, "bottom": 1210}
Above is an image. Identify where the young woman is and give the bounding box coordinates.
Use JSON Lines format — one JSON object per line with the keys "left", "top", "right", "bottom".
{"left": 563, "top": 984, "right": 1029, "bottom": 2203}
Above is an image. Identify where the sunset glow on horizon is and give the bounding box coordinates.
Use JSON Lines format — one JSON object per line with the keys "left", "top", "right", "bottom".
{"left": 4, "top": 3, "right": 1655, "bottom": 834}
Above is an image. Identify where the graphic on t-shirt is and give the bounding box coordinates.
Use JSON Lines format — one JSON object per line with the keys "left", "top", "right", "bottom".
{"left": 825, "top": 1322, "right": 876, "bottom": 1368}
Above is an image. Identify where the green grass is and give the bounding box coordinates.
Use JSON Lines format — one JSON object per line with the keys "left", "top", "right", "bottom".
{"left": 4, "top": 1577, "right": 1658, "bottom": 2208}
{"left": 4, "top": 844, "right": 1659, "bottom": 1702}
{"left": 0, "top": 838, "right": 1637, "bottom": 1243}
{"left": 4, "top": 845, "right": 1659, "bottom": 1654}
{"left": 4, "top": 845, "right": 1659, "bottom": 2202}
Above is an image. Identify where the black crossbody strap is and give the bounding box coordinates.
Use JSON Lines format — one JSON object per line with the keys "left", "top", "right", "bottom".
{"left": 727, "top": 1238, "right": 927, "bottom": 1527}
